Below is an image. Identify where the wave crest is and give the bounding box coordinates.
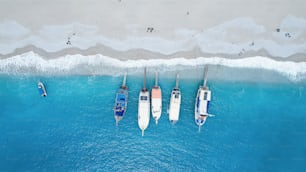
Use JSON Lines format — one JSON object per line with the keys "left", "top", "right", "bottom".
{"left": 1, "top": 51, "right": 306, "bottom": 81}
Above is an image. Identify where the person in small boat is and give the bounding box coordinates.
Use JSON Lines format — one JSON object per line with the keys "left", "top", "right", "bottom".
{"left": 200, "top": 115, "right": 207, "bottom": 120}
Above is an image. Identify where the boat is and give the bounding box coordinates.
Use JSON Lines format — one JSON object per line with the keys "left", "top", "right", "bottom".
{"left": 38, "top": 81, "right": 47, "bottom": 97}
{"left": 151, "top": 71, "right": 162, "bottom": 125}
{"left": 195, "top": 66, "right": 213, "bottom": 131}
{"left": 138, "top": 68, "right": 150, "bottom": 136}
{"left": 168, "top": 74, "right": 181, "bottom": 124}
{"left": 113, "top": 73, "right": 128, "bottom": 126}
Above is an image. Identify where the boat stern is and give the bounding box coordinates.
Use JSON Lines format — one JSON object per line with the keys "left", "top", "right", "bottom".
{"left": 195, "top": 115, "right": 207, "bottom": 126}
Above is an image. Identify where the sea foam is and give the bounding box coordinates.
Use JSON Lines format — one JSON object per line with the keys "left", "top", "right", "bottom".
{"left": 0, "top": 51, "right": 305, "bottom": 82}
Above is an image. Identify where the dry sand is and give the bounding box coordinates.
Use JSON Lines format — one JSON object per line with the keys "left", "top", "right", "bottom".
{"left": 1, "top": 0, "right": 306, "bottom": 60}
{"left": 2, "top": 0, "right": 305, "bottom": 34}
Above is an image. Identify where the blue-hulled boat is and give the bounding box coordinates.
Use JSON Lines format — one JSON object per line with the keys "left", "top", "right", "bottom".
{"left": 38, "top": 81, "right": 47, "bottom": 97}
{"left": 114, "top": 73, "right": 128, "bottom": 126}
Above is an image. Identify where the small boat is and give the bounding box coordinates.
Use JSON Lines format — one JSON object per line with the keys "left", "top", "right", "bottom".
{"left": 38, "top": 81, "right": 47, "bottom": 97}
{"left": 195, "top": 66, "right": 213, "bottom": 131}
{"left": 113, "top": 73, "right": 128, "bottom": 126}
{"left": 138, "top": 68, "right": 150, "bottom": 136}
{"left": 151, "top": 71, "right": 162, "bottom": 125}
{"left": 168, "top": 74, "right": 181, "bottom": 124}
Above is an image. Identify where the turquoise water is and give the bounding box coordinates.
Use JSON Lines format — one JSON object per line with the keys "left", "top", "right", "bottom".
{"left": 1, "top": 74, "right": 306, "bottom": 171}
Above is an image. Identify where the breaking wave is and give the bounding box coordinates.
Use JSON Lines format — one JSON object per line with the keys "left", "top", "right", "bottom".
{"left": 1, "top": 51, "right": 306, "bottom": 82}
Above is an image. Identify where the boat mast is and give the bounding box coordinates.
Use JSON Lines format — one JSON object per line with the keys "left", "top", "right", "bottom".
{"left": 155, "top": 71, "right": 158, "bottom": 87}
{"left": 143, "top": 68, "right": 147, "bottom": 91}
{"left": 203, "top": 65, "right": 208, "bottom": 87}
{"left": 122, "top": 72, "right": 127, "bottom": 87}
{"left": 175, "top": 73, "right": 179, "bottom": 89}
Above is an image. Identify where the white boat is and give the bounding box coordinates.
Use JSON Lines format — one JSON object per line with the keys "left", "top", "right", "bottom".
{"left": 38, "top": 81, "right": 47, "bottom": 97}
{"left": 151, "top": 72, "right": 162, "bottom": 125}
{"left": 195, "top": 66, "right": 213, "bottom": 131}
{"left": 168, "top": 74, "right": 181, "bottom": 124}
{"left": 113, "top": 73, "right": 128, "bottom": 126}
{"left": 138, "top": 68, "right": 150, "bottom": 136}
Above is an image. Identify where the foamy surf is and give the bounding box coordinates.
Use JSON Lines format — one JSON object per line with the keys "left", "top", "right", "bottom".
{"left": 0, "top": 51, "right": 306, "bottom": 82}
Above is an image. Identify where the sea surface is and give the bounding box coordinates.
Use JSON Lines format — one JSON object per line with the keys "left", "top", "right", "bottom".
{"left": 0, "top": 74, "right": 306, "bottom": 171}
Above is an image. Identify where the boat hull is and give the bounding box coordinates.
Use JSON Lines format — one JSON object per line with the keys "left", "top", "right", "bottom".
{"left": 138, "top": 91, "right": 150, "bottom": 135}
{"left": 151, "top": 87, "right": 162, "bottom": 124}
{"left": 194, "top": 87, "right": 211, "bottom": 126}
{"left": 114, "top": 87, "right": 128, "bottom": 125}
{"left": 38, "top": 81, "right": 47, "bottom": 97}
{"left": 169, "top": 88, "right": 181, "bottom": 123}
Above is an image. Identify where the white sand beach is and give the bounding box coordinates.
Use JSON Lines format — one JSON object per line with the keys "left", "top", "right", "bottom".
{"left": 1, "top": 0, "right": 306, "bottom": 57}
{"left": 0, "top": 0, "right": 306, "bottom": 80}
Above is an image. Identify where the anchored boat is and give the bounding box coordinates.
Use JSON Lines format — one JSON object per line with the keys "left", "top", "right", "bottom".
{"left": 38, "top": 81, "right": 47, "bottom": 97}
{"left": 138, "top": 68, "right": 150, "bottom": 136}
{"left": 151, "top": 71, "right": 162, "bottom": 125}
{"left": 168, "top": 74, "right": 181, "bottom": 124}
{"left": 113, "top": 73, "right": 128, "bottom": 126}
{"left": 195, "top": 66, "right": 213, "bottom": 131}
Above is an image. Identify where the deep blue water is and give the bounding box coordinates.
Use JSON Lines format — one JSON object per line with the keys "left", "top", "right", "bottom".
{"left": 1, "top": 75, "right": 306, "bottom": 171}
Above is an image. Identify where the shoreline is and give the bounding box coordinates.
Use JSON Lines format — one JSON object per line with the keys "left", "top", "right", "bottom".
{"left": 1, "top": 44, "right": 306, "bottom": 63}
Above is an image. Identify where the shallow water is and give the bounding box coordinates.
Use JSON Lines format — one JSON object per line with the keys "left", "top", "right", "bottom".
{"left": 0, "top": 75, "right": 306, "bottom": 171}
